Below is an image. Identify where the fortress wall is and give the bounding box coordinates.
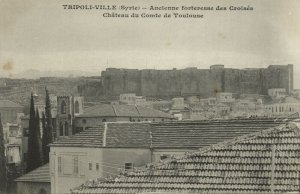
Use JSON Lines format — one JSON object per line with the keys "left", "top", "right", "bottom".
{"left": 123, "top": 69, "right": 142, "bottom": 95}
{"left": 238, "top": 69, "right": 263, "bottom": 94}
{"left": 140, "top": 69, "right": 159, "bottom": 96}
{"left": 208, "top": 67, "right": 225, "bottom": 95}
{"left": 180, "top": 68, "right": 210, "bottom": 97}
{"left": 262, "top": 65, "right": 293, "bottom": 94}
{"left": 223, "top": 69, "right": 241, "bottom": 94}
{"left": 101, "top": 65, "right": 293, "bottom": 97}
{"left": 157, "top": 70, "right": 182, "bottom": 96}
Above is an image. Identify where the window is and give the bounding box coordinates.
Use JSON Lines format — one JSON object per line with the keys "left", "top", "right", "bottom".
{"left": 89, "top": 163, "right": 92, "bottom": 170}
{"left": 65, "top": 122, "right": 69, "bottom": 136}
{"left": 58, "top": 156, "right": 62, "bottom": 174}
{"left": 61, "top": 100, "right": 67, "bottom": 114}
{"left": 82, "top": 119, "right": 86, "bottom": 124}
{"left": 23, "top": 128, "right": 29, "bottom": 137}
{"left": 102, "top": 119, "right": 106, "bottom": 122}
{"left": 124, "top": 163, "right": 133, "bottom": 170}
{"left": 74, "top": 156, "right": 78, "bottom": 174}
{"left": 160, "top": 155, "right": 168, "bottom": 160}
{"left": 75, "top": 101, "right": 80, "bottom": 114}
{"left": 96, "top": 163, "right": 99, "bottom": 171}
{"left": 59, "top": 122, "right": 64, "bottom": 136}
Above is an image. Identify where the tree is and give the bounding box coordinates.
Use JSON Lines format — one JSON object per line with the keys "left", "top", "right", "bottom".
{"left": 27, "top": 93, "right": 36, "bottom": 172}
{"left": 0, "top": 114, "right": 7, "bottom": 194}
{"left": 41, "top": 112, "right": 47, "bottom": 164}
{"left": 35, "top": 108, "right": 42, "bottom": 166}
{"left": 27, "top": 94, "right": 42, "bottom": 172}
{"left": 43, "top": 88, "right": 54, "bottom": 164}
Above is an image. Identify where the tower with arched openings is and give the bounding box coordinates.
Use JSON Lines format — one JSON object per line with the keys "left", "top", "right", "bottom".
{"left": 56, "top": 96, "right": 83, "bottom": 138}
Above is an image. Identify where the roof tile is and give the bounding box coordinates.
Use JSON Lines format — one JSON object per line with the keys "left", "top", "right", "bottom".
{"left": 72, "top": 121, "right": 300, "bottom": 193}
{"left": 15, "top": 163, "right": 50, "bottom": 183}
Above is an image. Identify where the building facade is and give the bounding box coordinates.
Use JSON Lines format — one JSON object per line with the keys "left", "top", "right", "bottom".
{"left": 50, "top": 123, "right": 152, "bottom": 194}
{"left": 0, "top": 100, "right": 23, "bottom": 124}
{"left": 264, "top": 97, "right": 300, "bottom": 117}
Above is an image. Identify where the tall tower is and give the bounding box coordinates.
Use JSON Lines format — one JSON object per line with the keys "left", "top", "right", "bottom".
{"left": 56, "top": 96, "right": 84, "bottom": 137}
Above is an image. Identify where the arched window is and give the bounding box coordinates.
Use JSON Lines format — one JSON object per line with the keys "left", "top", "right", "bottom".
{"left": 75, "top": 101, "right": 80, "bottom": 114}
{"left": 59, "top": 122, "right": 64, "bottom": 136}
{"left": 65, "top": 122, "right": 69, "bottom": 136}
{"left": 61, "top": 100, "right": 67, "bottom": 114}
{"left": 102, "top": 119, "right": 106, "bottom": 122}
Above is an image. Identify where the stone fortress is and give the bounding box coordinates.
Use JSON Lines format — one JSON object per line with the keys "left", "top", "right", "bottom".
{"left": 101, "top": 64, "right": 294, "bottom": 97}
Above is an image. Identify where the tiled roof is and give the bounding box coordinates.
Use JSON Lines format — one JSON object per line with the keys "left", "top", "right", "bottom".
{"left": 51, "top": 126, "right": 105, "bottom": 147}
{"left": 51, "top": 119, "right": 292, "bottom": 149}
{"left": 105, "top": 123, "right": 151, "bottom": 148}
{"left": 150, "top": 119, "right": 292, "bottom": 148}
{"left": 0, "top": 100, "right": 23, "bottom": 108}
{"left": 15, "top": 163, "right": 50, "bottom": 183}
{"left": 76, "top": 104, "right": 174, "bottom": 119}
{"left": 51, "top": 122, "right": 151, "bottom": 148}
{"left": 71, "top": 121, "right": 300, "bottom": 194}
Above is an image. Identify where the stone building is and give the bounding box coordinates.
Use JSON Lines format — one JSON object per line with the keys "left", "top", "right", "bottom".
{"left": 56, "top": 96, "right": 84, "bottom": 137}
{"left": 71, "top": 121, "right": 300, "bottom": 194}
{"left": 101, "top": 64, "right": 293, "bottom": 97}
{"left": 0, "top": 100, "right": 23, "bottom": 124}
{"left": 119, "top": 93, "right": 148, "bottom": 106}
{"left": 216, "top": 92, "right": 235, "bottom": 103}
{"left": 264, "top": 96, "right": 300, "bottom": 117}
{"left": 268, "top": 88, "right": 287, "bottom": 99}
{"left": 34, "top": 95, "right": 58, "bottom": 117}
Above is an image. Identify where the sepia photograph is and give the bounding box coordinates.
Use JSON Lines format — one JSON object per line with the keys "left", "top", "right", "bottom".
{"left": 1, "top": 0, "right": 300, "bottom": 193}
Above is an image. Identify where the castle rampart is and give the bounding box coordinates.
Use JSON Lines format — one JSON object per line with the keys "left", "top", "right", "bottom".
{"left": 101, "top": 65, "right": 293, "bottom": 97}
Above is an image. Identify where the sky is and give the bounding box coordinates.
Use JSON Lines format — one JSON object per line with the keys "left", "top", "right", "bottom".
{"left": 0, "top": 0, "right": 300, "bottom": 87}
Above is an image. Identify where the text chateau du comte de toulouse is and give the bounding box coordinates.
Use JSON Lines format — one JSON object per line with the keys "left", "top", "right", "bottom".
{"left": 62, "top": 4, "right": 253, "bottom": 18}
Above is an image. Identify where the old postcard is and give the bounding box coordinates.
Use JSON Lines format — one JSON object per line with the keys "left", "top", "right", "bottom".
{"left": 1, "top": 0, "right": 300, "bottom": 194}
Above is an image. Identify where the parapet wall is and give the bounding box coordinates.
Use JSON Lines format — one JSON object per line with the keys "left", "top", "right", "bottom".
{"left": 101, "top": 65, "right": 293, "bottom": 97}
